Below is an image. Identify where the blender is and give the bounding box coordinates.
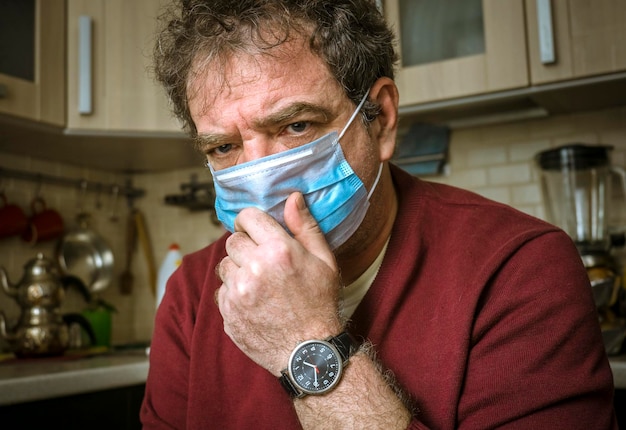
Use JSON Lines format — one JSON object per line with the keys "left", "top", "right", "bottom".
{"left": 536, "top": 144, "right": 626, "bottom": 355}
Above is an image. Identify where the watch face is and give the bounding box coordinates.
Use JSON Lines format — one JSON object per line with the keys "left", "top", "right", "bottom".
{"left": 288, "top": 340, "right": 343, "bottom": 395}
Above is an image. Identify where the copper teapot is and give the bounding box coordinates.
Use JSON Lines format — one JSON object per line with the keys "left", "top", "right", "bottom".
{"left": 0, "top": 253, "right": 94, "bottom": 358}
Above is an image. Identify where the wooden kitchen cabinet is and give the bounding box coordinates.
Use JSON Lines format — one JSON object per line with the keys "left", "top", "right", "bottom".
{"left": 66, "top": 0, "right": 182, "bottom": 134}
{"left": 526, "top": 0, "right": 626, "bottom": 85}
{"left": 0, "top": 0, "right": 65, "bottom": 126}
{"left": 384, "top": 0, "right": 529, "bottom": 107}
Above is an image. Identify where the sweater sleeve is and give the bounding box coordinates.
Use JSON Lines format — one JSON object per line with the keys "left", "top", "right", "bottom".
{"left": 456, "top": 230, "right": 616, "bottom": 429}
{"left": 141, "top": 252, "right": 200, "bottom": 429}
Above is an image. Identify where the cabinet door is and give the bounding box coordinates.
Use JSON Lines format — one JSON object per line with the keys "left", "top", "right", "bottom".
{"left": 0, "top": 0, "right": 65, "bottom": 126}
{"left": 385, "top": 0, "right": 529, "bottom": 107}
{"left": 67, "top": 0, "right": 182, "bottom": 133}
{"left": 526, "top": 0, "right": 626, "bottom": 85}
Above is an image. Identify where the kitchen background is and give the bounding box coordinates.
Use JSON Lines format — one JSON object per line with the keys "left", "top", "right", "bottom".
{"left": 0, "top": 0, "right": 625, "bottom": 426}
{"left": 1, "top": 0, "right": 626, "bottom": 349}
{"left": 2, "top": 105, "right": 626, "bottom": 348}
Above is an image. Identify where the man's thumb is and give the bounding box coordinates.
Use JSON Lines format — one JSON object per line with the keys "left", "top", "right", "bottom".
{"left": 284, "top": 192, "right": 335, "bottom": 267}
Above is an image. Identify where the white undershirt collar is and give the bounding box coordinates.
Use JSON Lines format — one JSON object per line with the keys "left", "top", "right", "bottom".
{"left": 340, "top": 237, "right": 390, "bottom": 318}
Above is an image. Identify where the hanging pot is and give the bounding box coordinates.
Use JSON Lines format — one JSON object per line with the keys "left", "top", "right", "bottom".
{"left": 56, "top": 212, "right": 114, "bottom": 293}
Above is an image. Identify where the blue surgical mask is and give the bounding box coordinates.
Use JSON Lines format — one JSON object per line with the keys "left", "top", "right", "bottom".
{"left": 209, "top": 91, "right": 382, "bottom": 249}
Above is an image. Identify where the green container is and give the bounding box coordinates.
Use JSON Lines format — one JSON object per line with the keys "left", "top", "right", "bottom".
{"left": 82, "top": 308, "right": 112, "bottom": 347}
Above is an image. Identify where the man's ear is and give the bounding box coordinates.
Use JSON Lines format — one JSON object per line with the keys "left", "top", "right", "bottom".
{"left": 369, "top": 77, "right": 399, "bottom": 162}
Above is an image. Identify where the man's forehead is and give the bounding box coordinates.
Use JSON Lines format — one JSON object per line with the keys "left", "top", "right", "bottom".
{"left": 188, "top": 35, "right": 323, "bottom": 94}
{"left": 187, "top": 43, "right": 341, "bottom": 122}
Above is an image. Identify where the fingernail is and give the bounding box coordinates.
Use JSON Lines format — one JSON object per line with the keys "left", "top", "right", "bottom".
{"left": 296, "top": 192, "right": 306, "bottom": 211}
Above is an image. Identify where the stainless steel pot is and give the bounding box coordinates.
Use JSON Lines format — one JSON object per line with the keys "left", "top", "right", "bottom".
{"left": 56, "top": 212, "right": 114, "bottom": 293}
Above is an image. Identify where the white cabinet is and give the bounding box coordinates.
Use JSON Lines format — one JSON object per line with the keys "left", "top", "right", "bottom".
{"left": 385, "top": 0, "right": 529, "bottom": 107}
{"left": 525, "top": 0, "right": 626, "bottom": 85}
{"left": 66, "top": 0, "right": 182, "bottom": 134}
{"left": 0, "top": 0, "right": 200, "bottom": 172}
{"left": 0, "top": 0, "right": 65, "bottom": 126}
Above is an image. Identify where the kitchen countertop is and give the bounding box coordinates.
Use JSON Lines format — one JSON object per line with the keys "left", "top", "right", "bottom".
{"left": 0, "top": 350, "right": 624, "bottom": 406}
{"left": 0, "top": 348, "right": 149, "bottom": 406}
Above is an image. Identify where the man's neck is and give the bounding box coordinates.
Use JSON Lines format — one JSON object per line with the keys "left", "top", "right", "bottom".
{"left": 336, "top": 172, "right": 398, "bottom": 285}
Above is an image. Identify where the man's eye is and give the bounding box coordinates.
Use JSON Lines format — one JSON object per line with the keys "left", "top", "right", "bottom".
{"left": 287, "top": 122, "right": 308, "bottom": 133}
{"left": 214, "top": 144, "right": 232, "bottom": 155}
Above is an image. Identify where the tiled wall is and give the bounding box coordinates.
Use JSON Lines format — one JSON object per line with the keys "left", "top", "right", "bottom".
{"left": 1, "top": 105, "right": 625, "bottom": 350}
{"left": 130, "top": 169, "right": 224, "bottom": 341}
{"left": 430, "top": 106, "right": 626, "bottom": 225}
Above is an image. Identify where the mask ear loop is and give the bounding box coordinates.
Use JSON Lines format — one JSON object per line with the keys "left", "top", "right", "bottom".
{"left": 367, "top": 163, "right": 383, "bottom": 199}
{"left": 338, "top": 89, "right": 371, "bottom": 140}
{"left": 337, "top": 89, "right": 381, "bottom": 198}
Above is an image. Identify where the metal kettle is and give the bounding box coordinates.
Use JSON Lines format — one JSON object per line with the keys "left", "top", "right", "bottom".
{"left": 0, "top": 253, "right": 94, "bottom": 358}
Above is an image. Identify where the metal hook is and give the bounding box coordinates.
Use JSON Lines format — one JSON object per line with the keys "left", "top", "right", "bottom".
{"left": 125, "top": 178, "right": 135, "bottom": 209}
{"left": 109, "top": 185, "right": 120, "bottom": 223}
{"left": 77, "top": 179, "right": 88, "bottom": 215}
{"left": 95, "top": 183, "right": 103, "bottom": 210}
{"left": 34, "top": 174, "right": 43, "bottom": 198}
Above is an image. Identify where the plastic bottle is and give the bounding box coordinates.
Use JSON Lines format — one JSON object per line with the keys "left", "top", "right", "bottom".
{"left": 156, "top": 243, "right": 183, "bottom": 308}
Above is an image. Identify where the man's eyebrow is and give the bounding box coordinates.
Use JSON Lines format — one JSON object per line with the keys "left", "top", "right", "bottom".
{"left": 194, "top": 102, "right": 333, "bottom": 149}
{"left": 253, "top": 102, "right": 332, "bottom": 128}
{"left": 194, "top": 133, "right": 231, "bottom": 150}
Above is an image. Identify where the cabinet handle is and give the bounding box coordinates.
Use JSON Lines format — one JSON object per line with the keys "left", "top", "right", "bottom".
{"left": 78, "top": 15, "right": 93, "bottom": 115}
{"left": 536, "top": 0, "right": 556, "bottom": 64}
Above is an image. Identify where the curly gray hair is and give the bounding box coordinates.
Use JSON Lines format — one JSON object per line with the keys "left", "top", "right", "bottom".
{"left": 153, "top": 0, "right": 398, "bottom": 135}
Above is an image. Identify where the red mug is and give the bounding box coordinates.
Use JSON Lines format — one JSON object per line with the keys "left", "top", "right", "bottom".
{"left": 0, "top": 193, "right": 29, "bottom": 239}
{"left": 21, "top": 197, "right": 65, "bottom": 245}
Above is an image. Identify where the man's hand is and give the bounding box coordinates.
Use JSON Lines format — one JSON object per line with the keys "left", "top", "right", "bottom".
{"left": 216, "top": 192, "right": 343, "bottom": 376}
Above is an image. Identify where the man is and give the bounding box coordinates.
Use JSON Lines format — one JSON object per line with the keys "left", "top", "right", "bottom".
{"left": 141, "top": 1, "right": 617, "bottom": 428}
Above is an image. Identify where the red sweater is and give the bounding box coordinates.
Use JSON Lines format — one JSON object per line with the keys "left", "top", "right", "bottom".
{"left": 142, "top": 165, "right": 616, "bottom": 429}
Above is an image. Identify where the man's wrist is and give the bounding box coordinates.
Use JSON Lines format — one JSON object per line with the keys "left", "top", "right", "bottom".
{"left": 279, "top": 331, "right": 361, "bottom": 398}
{"left": 291, "top": 346, "right": 413, "bottom": 429}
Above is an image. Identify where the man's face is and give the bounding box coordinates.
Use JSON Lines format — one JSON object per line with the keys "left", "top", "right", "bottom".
{"left": 187, "top": 38, "right": 379, "bottom": 186}
{"left": 187, "top": 38, "right": 391, "bottom": 260}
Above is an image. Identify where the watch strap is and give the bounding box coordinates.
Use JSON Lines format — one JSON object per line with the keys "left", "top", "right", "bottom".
{"left": 280, "top": 371, "right": 305, "bottom": 399}
{"left": 328, "top": 331, "right": 360, "bottom": 362}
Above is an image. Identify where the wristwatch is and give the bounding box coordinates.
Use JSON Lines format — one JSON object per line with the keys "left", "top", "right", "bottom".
{"left": 279, "top": 331, "right": 361, "bottom": 398}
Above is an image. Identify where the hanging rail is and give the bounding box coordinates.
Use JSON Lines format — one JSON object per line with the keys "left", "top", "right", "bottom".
{"left": 0, "top": 166, "right": 145, "bottom": 204}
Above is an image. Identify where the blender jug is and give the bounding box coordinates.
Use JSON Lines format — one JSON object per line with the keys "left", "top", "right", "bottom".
{"left": 537, "top": 144, "right": 626, "bottom": 355}
{"left": 536, "top": 144, "right": 625, "bottom": 254}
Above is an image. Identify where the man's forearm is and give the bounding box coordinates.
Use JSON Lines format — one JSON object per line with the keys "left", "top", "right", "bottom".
{"left": 294, "top": 345, "right": 413, "bottom": 429}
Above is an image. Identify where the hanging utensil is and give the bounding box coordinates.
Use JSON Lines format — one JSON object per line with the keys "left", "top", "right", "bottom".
{"left": 109, "top": 185, "right": 120, "bottom": 223}
{"left": 135, "top": 209, "right": 157, "bottom": 296}
{"left": 119, "top": 209, "right": 137, "bottom": 295}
